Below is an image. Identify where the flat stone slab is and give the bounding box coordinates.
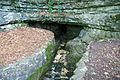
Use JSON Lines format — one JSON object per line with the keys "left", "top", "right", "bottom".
{"left": 71, "top": 40, "right": 120, "bottom": 80}
{"left": 0, "top": 27, "right": 54, "bottom": 66}
{"left": 0, "top": 27, "right": 55, "bottom": 80}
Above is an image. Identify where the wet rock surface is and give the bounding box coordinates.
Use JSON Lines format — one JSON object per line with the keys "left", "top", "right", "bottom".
{"left": 71, "top": 40, "right": 120, "bottom": 80}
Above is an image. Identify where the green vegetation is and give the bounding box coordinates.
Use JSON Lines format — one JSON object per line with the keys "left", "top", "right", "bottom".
{"left": 27, "top": 41, "right": 57, "bottom": 80}
{"left": 12, "top": 22, "right": 27, "bottom": 29}
{"left": 67, "top": 54, "right": 81, "bottom": 76}
{"left": 57, "top": 0, "right": 62, "bottom": 13}
{"left": 47, "top": 0, "right": 54, "bottom": 13}
{"left": 47, "top": 0, "right": 62, "bottom": 13}
{"left": 10, "top": 0, "right": 62, "bottom": 13}
{"left": 111, "top": 14, "right": 120, "bottom": 21}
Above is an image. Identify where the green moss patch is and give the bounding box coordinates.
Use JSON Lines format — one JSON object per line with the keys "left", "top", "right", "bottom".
{"left": 27, "top": 41, "right": 57, "bottom": 80}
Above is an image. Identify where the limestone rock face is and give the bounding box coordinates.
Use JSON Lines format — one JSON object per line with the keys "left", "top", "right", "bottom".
{"left": 71, "top": 40, "right": 120, "bottom": 80}
{"left": 0, "top": 27, "right": 56, "bottom": 80}
{"left": 0, "top": 0, "right": 120, "bottom": 31}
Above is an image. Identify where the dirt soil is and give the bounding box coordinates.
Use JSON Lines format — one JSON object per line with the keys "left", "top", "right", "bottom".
{"left": 0, "top": 27, "right": 54, "bottom": 67}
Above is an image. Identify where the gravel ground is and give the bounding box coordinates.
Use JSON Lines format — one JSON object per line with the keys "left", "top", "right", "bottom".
{"left": 0, "top": 27, "right": 54, "bottom": 67}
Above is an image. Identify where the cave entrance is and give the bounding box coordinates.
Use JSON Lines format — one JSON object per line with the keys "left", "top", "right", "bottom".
{"left": 28, "top": 21, "right": 83, "bottom": 42}
{"left": 27, "top": 21, "right": 84, "bottom": 79}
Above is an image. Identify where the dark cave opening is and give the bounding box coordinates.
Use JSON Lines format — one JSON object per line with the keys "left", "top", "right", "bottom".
{"left": 27, "top": 21, "right": 83, "bottom": 43}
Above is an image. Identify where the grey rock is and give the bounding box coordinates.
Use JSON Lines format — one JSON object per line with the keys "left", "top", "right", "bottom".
{"left": 0, "top": 39, "right": 56, "bottom": 80}
{"left": 71, "top": 40, "right": 120, "bottom": 80}
{"left": 70, "top": 52, "right": 89, "bottom": 80}
{"left": 66, "top": 28, "right": 120, "bottom": 73}
{"left": 66, "top": 28, "right": 120, "bottom": 58}
{"left": 0, "top": 0, "right": 119, "bottom": 31}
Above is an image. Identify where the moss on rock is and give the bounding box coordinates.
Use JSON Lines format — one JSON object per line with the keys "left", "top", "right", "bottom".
{"left": 27, "top": 40, "right": 58, "bottom": 80}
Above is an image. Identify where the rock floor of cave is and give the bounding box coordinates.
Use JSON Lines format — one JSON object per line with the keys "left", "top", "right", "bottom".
{"left": 43, "top": 41, "right": 71, "bottom": 80}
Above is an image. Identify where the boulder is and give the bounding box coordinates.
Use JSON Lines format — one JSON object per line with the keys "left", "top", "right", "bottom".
{"left": 66, "top": 28, "right": 120, "bottom": 59}
{"left": 71, "top": 40, "right": 120, "bottom": 80}
{"left": 66, "top": 28, "right": 120, "bottom": 74}
{"left": 0, "top": 27, "right": 57, "bottom": 80}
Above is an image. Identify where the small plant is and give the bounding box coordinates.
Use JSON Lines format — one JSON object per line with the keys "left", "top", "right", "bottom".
{"left": 11, "top": 0, "right": 21, "bottom": 12}
{"left": 57, "top": 0, "right": 62, "bottom": 13}
{"left": 47, "top": 0, "right": 62, "bottom": 13}
{"left": 47, "top": 0, "right": 54, "bottom": 13}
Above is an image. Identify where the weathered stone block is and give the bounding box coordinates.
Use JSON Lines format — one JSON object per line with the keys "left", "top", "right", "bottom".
{"left": 66, "top": 28, "right": 120, "bottom": 58}
{"left": 66, "top": 28, "right": 120, "bottom": 74}
{"left": 71, "top": 40, "right": 120, "bottom": 80}
{"left": 0, "top": 27, "right": 57, "bottom": 80}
